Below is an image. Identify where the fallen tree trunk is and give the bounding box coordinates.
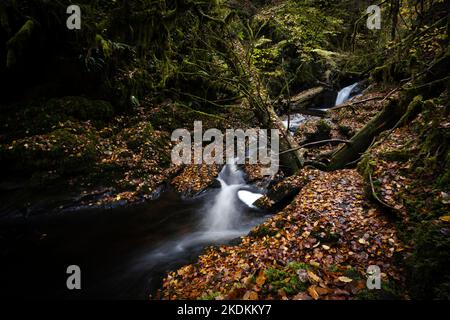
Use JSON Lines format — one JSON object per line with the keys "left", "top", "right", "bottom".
{"left": 290, "top": 108, "right": 328, "bottom": 117}
{"left": 327, "top": 96, "right": 406, "bottom": 170}
{"left": 286, "top": 86, "right": 324, "bottom": 111}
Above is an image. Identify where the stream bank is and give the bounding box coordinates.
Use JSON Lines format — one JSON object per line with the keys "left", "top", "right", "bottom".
{"left": 0, "top": 166, "right": 268, "bottom": 299}
{"left": 161, "top": 168, "right": 407, "bottom": 300}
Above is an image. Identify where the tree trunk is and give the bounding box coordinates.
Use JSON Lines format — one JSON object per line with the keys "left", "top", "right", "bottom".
{"left": 287, "top": 86, "right": 324, "bottom": 110}
{"left": 227, "top": 42, "right": 305, "bottom": 174}
{"left": 327, "top": 96, "right": 406, "bottom": 170}
{"left": 267, "top": 106, "right": 304, "bottom": 173}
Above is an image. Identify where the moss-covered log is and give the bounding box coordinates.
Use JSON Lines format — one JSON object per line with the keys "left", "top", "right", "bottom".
{"left": 327, "top": 96, "right": 407, "bottom": 170}
{"left": 286, "top": 86, "right": 324, "bottom": 111}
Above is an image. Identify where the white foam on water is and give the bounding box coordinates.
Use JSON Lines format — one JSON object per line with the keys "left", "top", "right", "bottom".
{"left": 203, "top": 159, "right": 245, "bottom": 231}
{"left": 282, "top": 113, "right": 306, "bottom": 133}
{"left": 237, "top": 190, "right": 264, "bottom": 208}
{"left": 335, "top": 82, "right": 358, "bottom": 106}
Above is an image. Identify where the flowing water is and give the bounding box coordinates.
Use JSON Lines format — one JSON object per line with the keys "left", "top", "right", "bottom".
{"left": 282, "top": 114, "right": 307, "bottom": 133}
{"left": 280, "top": 82, "right": 360, "bottom": 134}
{"left": 0, "top": 164, "right": 267, "bottom": 299}
{"left": 335, "top": 82, "right": 359, "bottom": 106}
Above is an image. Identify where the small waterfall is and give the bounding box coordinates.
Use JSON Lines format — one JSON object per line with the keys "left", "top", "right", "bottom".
{"left": 204, "top": 161, "right": 263, "bottom": 231}
{"left": 204, "top": 161, "right": 244, "bottom": 231}
{"left": 335, "top": 82, "right": 358, "bottom": 106}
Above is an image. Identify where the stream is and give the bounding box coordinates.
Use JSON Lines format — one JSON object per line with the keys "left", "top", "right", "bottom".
{"left": 0, "top": 162, "right": 267, "bottom": 299}
{"left": 1, "top": 83, "right": 360, "bottom": 299}
{"left": 282, "top": 82, "right": 360, "bottom": 133}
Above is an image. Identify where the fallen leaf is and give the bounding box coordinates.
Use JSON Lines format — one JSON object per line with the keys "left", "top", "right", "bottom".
{"left": 255, "top": 271, "right": 266, "bottom": 286}
{"left": 307, "top": 270, "right": 321, "bottom": 283}
{"left": 292, "top": 292, "right": 313, "bottom": 300}
{"left": 307, "top": 285, "right": 320, "bottom": 300}
{"left": 338, "top": 276, "right": 353, "bottom": 283}
{"left": 243, "top": 290, "right": 258, "bottom": 300}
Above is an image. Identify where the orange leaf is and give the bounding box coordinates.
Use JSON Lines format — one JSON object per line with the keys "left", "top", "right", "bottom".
{"left": 307, "top": 285, "right": 320, "bottom": 300}
{"left": 307, "top": 270, "right": 321, "bottom": 283}
{"left": 243, "top": 290, "right": 258, "bottom": 300}
{"left": 255, "top": 271, "right": 266, "bottom": 287}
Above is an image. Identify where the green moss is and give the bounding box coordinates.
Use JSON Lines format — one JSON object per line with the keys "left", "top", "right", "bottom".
{"left": 286, "top": 262, "right": 311, "bottom": 271}
{"left": 435, "top": 150, "right": 450, "bottom": 189}
{"left": 380, "top": 149, "right": 413, "bottom": 162}
{"left": 343, "top": 266, "right": 362, "bottom": 281}
{"left": 338, "top": 124, "right": 353, "bottom": 137}
{"left": 2, "top": 127, "right": 100, "bottom": 176}
{"left": 199, "top": 291, "right": 221, "bottom": 300}
{"left": 407, "top": 221, "right": 450, "bottom": 299}
{"left": 44, "top": 97, "right": 114, "bottom": 122}
{"left": 264, "top": 265, "right": 309, "bottom": 295}
{"left": 356, "top": 281, "right": 404, "bottom": 300}
{"left": 305, "top": 119, "right": 332, "bottom": 142}
{"left": 6, "top": 19, "right": 35, "bottom": 69}
{"left": 1, "top": 97, "right": 114, "bottom": 138}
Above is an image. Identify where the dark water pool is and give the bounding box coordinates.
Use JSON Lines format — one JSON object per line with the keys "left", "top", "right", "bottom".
{"left": 0, "top": 187, "right": 267, "bottom": 299}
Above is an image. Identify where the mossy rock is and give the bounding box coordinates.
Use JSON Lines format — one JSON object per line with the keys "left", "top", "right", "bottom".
{"left": 304, "top": 119, "right": 332, "bottom": 142}
{"left": 44, "top": 96, "right": 114, "bottom": 122}
{"left": 121, "top": 121, "right": 155, "bottom": 152}
{"left": 337, "top": 124, "right": 353, "bottom": 138}
{"left": 262, "top": 263, "right": 311, "bottom": 296}
{"left": 407, "top": 220, "right": 450, "bottom": 299}
{"left": 1, "top": 96, "right": 114, "bottom": 138}
{"left": 1, "top": 127, "right": 100, "bottom": 176}
{"left": 119, "top": 122, "right": 172, "bottom": 166}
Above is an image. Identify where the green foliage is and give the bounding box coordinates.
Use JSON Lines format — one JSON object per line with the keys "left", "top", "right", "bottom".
{"left": 249, "top": 1, "right": 343, "bottom": 96}
{"left": 407, "top": 221, "right": 450, "bottom": 299}
{"left": 305, "top": 119, "right": 332, "bottom": 142}
{"left": 0, "top": 97, "right": 114, "bottom": 138}
{"left": 264, "top": 263, "right": 310, "bottom": 295}
{"left": 2, "top": 126, "right": 99, "bottom": 176}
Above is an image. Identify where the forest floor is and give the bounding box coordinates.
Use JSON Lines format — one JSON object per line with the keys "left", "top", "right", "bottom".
{"left": 158, "top": 86, "right": 450, "bottom": 300}
{"left": 1, "top": 84, "right": 448, "bottom": 300}
{"left": 160, "top": 168, "right": 408, "bottom": 300}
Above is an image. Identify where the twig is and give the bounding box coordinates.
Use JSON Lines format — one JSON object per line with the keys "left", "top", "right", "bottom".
{"left": 175, "top": 103, "right": 225, "bottom": 120}
{"left": 380, "top": 86, "right": 401, "bottom": 103}
{"left": 304, "top": 160, "right": 328, "bottom": 171}
{"left": 278, "top": 139, "right": 351, "bottom": 155}
{"left": 329, "top": 96, "right": 383, "bottom": 110}
{"left": 368, "top": 170, "right": 397, "bottom": 211}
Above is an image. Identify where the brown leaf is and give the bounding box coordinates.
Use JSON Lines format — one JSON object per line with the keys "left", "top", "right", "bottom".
{"left": 315, "top": 286, "right": 331, "bottom": 295}
{"left": 307, "top": 285, "right": 320, "bottom": 300}
{"left": 337, "top": 276, "right": 353, "bottom": 283}
{"left": 292, "top": 292, "right": 313, "bottom": 300}
{"left": 255, "top": 270, "right": 266, "bottom": 287}
{"left": 243, "top": 290, "right": 258, "bottom": 300}
{"left": 307, "top": 270, "right": 321, "bottom": 283}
